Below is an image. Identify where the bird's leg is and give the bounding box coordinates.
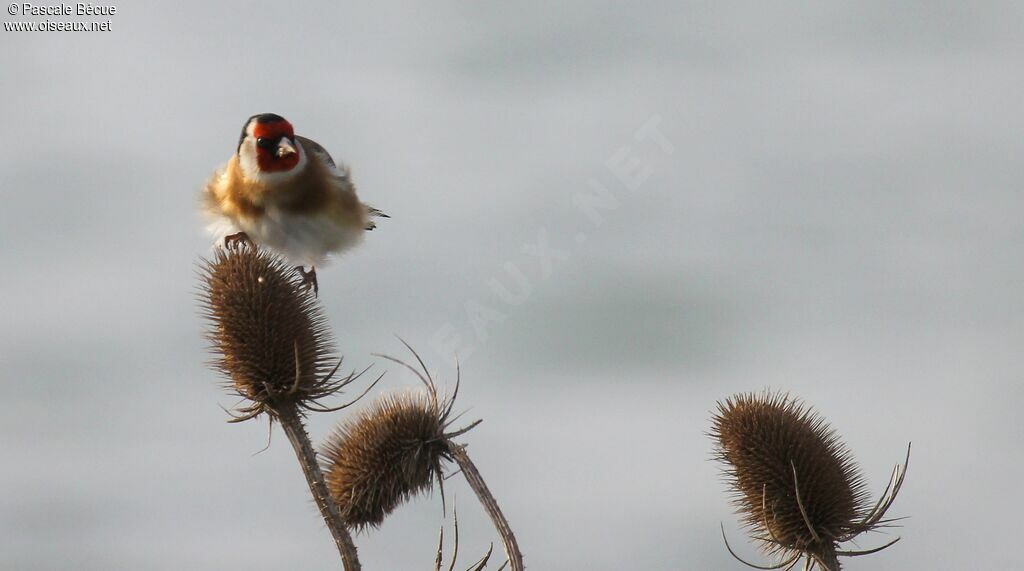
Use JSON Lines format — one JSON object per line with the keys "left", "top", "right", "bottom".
{"left": 295, "top": 265, "right": 319, "bottom": 296}
{"left": 224, "top": 232, "right": 253, "bottom": 250}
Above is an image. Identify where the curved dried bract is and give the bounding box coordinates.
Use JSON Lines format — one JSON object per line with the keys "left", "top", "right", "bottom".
{"left": 433, "top": 508, "right": 498, "bottom": 571}
{"left": 198, "top": 246, "right": 373, "bottom": 420}
{"left": 711, "top": 391, "right": 908, "bottom": 570}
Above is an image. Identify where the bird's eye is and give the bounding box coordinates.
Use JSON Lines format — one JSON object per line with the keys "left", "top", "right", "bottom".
{"left": 256, "top": 137, "right": 276, "bottom": 150}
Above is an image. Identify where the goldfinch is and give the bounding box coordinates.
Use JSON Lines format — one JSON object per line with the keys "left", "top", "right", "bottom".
{"left": 202, "top": 113, "right": 386, "bottom": 293}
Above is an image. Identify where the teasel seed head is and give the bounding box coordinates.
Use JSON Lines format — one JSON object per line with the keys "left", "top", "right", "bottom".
{"left": 710, "top": 391, "right": 909, "bottom": 571}
{"left": 199, "top": 246, "right": 372, "bottom": 421}
{"left": 321, "top": 341, "right": 479, "bottom": 530}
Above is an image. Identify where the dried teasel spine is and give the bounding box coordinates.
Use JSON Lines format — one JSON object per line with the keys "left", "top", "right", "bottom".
{"left": 322, "top": 341, "right": 524, "bottom": 571}
{"left": 710, "top": 391, "right": 909, "bottom": 571}
{"left": 433, "top": 507, "right": 508, "bottom": 571}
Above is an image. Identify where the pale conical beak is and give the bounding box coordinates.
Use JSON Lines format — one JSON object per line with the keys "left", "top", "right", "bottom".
{"left": 276, "top": 138, "right": 297, "bottom": 158}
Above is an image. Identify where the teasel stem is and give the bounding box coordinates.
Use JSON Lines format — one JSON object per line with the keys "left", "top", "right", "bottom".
{"left": 449, "top": 444, "right": 524, "bottom": 571}
{"left": 278, "top": 406, "right": 362, "bottom": 571}
{"left": 817, "top": 550, "right": 840, "bottom": 571}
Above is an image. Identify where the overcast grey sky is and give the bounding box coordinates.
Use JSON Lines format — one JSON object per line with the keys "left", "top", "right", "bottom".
{"left": 2, "top": 2, "right": 1022, "bottom": 569}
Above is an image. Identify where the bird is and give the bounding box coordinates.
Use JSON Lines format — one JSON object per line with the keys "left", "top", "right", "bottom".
{"left": 202, "top": 113, "right": 386, "bottom": 294}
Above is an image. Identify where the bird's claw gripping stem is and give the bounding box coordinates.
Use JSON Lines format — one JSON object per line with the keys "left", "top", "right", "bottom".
{"left": 224, "top": 232, "right": 253, "bottom": 251}
{"left": 296, "top": 266, "right": 319, "bottom": 297}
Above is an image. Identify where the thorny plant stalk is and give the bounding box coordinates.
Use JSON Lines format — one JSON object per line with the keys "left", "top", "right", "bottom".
{"left": 199, "top": 246, "right": 367, "bottom": 570}
{"left": 278, "top": 406, "right": 362, "bottom": 571}
{"left": 449, "top": 444, "right": 524, "bottom": 571}
{"left": 325, "top": 341, "right": 524, "bottom": 569}
{"left": 206, "top": 249, "right": 521, "bottom": 570}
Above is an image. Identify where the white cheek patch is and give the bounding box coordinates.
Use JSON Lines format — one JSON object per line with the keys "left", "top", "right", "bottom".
{"left": 289, "top": 142, "right": 309, "bottom": 171}
{"left": 238, "top": 139, "right": 260, "bottom": 179}
{"left": 238, "top": 135, "right": 309, "bottom": 183}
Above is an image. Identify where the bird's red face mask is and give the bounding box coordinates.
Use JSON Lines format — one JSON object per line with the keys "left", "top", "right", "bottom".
{"left": 253, "top": 120, "right": 300, "bottom": 173}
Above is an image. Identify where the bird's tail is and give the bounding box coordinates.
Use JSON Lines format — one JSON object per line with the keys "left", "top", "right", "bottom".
{"left": 365, "top": 205, "right": 389, "bottom": 230}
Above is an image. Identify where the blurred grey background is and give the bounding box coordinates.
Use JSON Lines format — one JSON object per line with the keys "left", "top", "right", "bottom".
{"left": 2, "top": 2, "right": 1022, "bottom": 569}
